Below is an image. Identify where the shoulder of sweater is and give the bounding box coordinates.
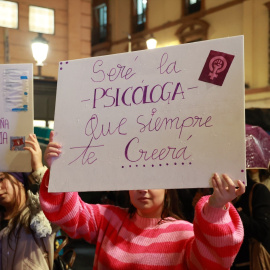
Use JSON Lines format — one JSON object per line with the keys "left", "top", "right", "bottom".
{"left": 93, "top": 204, "right": 130, "bottom": 226}
{"left": 97, "top": 203, "right": 128, "bottom": 216}
{"left": 160, "top": 216, "right": 191, "bottom": 224}
{"left": 160, "top": 218, "right": 193, "bottom": 229}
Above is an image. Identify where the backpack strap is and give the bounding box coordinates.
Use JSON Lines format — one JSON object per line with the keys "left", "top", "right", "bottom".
{"left": 54, "top": 235, "right": 69, "bottom": 259}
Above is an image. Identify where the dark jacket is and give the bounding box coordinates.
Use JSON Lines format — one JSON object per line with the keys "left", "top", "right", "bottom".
{"left": 232, "top": 175, "right": 270, "bottom": 266}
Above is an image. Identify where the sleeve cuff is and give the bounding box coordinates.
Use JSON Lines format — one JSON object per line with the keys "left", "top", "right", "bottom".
{"left": 197, "top": 195, "right": 231, "bottom": 223}
{"left": 32, "top": 166, "right": 48, "bottom": 184}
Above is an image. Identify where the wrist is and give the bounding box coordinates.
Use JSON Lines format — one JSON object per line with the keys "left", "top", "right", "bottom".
{"left": 32, "top": 163, "right": 43, "bottom": 171}
{"left": 208, "top": 195, "right": 226, "bottom": 209}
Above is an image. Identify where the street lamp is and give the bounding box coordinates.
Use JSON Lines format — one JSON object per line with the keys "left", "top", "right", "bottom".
{"left": 146, "top": 34, "right": 157, "bottom": 49}
{"left": 128, "top": 34, "right": 132, "bottom": 52}
{"left": 31, "top": 33, "right": 49, "bottom": 76}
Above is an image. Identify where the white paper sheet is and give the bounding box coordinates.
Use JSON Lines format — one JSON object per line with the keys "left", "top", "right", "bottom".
{"left": 49, "top": 36, "right": 246, "bottom": 192}
{"left": 0, "top": 64, "right": 33, "bottom": 172}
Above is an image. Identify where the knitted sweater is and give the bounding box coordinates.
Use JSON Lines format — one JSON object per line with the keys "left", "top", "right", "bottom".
{"left": 40, "top": 170, "right": 244, "bottom": 270}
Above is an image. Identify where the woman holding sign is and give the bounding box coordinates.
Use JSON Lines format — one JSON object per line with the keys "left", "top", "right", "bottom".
{"left": 40, "top": 131, "right": 245, "bottom": 269}
{"left": 0, "top": 134, "right": 56, "bottom": 270}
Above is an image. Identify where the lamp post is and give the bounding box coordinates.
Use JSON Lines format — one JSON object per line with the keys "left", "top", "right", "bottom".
{"left": 146, "top": 34, "right": 157, "bottom": 49}
{"left": 128, "top": 34, "right": 132, "bottom": 52}
{"left": 31, "top": 33, "right": 49, "bottom": 77}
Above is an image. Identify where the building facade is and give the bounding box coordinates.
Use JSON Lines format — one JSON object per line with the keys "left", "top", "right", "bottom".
{"left": 0, "top": 0, "right": 91, "bottom": 78}
{"left": 0, "top": 0, "right": 270, "bottom": 114}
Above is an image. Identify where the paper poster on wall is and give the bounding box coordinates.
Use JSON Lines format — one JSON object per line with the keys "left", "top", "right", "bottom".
{"left": 0, "top": 64, "right": 33, "bottom": 172}
{"left": 49, "top": 35, "right": 246, "bottom": 192}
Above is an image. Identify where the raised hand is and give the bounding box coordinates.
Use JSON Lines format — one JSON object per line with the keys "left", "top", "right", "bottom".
{"left": 209, "top": 173, "right": 245, "bottom": 209}
{"left": 24, "top": 134, "right": 43, "bottom": 171}
{"left": 44, "top": 131, "right": 62, "bottom": 168}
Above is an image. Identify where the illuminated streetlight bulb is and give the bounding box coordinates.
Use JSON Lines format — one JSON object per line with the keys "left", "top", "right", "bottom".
{"left": 31, "top": 33, "right": 49, "bottom": 66}
{"left": 146, "top": 36, "right": 157, "bottom": 49}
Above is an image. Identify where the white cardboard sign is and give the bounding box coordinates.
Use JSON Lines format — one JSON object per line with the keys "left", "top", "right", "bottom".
{"left": 0, "top": 64, "right": 33, "bottom": 172}
{"left": 49, "top": 36, "right": 246, "bottom": 192}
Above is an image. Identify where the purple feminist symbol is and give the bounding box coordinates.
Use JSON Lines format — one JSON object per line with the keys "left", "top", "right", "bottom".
{"left": 199, "top": 50, "right": 235, "bottom": 86}
{"left": 208, "top": 56, "right": 227, "bottom": 80}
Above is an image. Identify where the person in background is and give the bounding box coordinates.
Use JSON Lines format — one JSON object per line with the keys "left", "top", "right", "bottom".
{"left": 231, "top": 171, "right": 270, "bottom": 269}
{"left": 0, "top": 134, "right": 57, "bottom": 270}
{"left": 40, "top": 131, "right": 245, "bottom": 270}
{"left": 248, "top": 168, "right": 270, "bottom": 191}
{"left": 176, "top": 188, "right": 212, "bottom": 223}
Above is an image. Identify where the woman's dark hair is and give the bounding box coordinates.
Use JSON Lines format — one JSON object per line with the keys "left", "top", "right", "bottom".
{"left": 259, "top": 169, "right": 270, "bottom": 182}
{"left": 127, "top": 189, "right": 184, "bottom": 221}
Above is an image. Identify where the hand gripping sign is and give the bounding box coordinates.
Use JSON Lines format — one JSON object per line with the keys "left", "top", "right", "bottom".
{"left": 49, "top": 36, "right": 245, "bottom": 192}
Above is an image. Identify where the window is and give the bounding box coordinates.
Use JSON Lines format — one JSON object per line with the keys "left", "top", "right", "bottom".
{"left": 92, "top": 1, "right": 108, "bottom": 45}
{"left": 183, "top": 0, "right": 202, "bottom": 16}
{"left": 176, "top": 19, "right": 209, "bottom": 44}
{"left": 0, "top": 1, "right": 18, "bottom": 29}
{"left": 29, "top": 6, "right": 54, "bottom": 34}
{"left": 33, "top": 120, "right": 54, "bottom": 129}
{"left": 132, "top": 0, "right": 147, "bottom": 33}
{"left": 34, "top": 120, "right": 46, "bottom": 128}
{"left": 48, "top": 121, "right": 54, "bottom": 129}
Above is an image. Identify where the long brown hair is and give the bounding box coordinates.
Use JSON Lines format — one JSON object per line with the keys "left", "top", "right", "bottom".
{"left": 127, "top": 189, "right": 184, "bottom": 221}
{"left": 0, "top": 173, "right": 31, "bottom": 244}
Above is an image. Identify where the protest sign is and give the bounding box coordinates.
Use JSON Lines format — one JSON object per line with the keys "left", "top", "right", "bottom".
{"left": 49, "top": 36, "right": 245, "bottom": 192}
{"left": 0, "top": 64, "right": 33, "bottom": 172}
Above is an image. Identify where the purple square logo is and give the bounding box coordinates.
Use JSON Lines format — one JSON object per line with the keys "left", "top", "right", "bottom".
{"left": 199, "top": 50, "right": 235, "bottom": 86}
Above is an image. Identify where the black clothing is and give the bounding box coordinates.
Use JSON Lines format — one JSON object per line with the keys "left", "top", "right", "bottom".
{"left": 231, "top": 176, "right": 270, "bottom": 268}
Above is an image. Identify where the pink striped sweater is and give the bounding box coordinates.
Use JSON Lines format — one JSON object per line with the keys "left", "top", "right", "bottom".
{"left": 40, "top": 170, "right": 243, "bottom": 270}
